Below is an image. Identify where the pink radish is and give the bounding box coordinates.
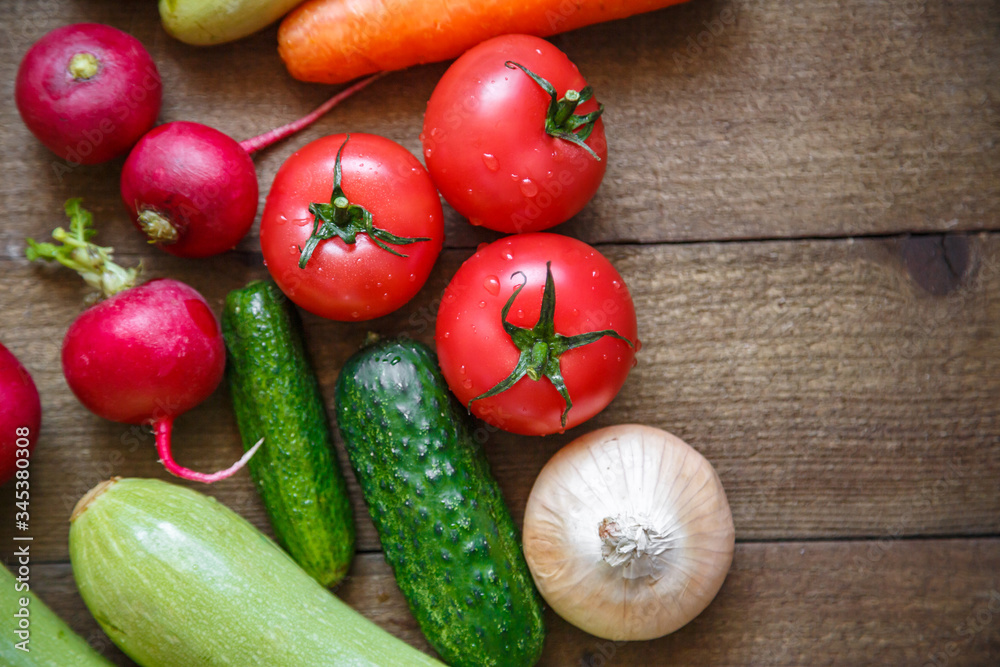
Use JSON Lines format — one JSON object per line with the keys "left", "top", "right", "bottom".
{"left": 27, "top": 199, "right": 259, "bottom": 483}
{"left": 15, "top": 23, "right": 161, "bottom": 165}
{"left": 121, "top": 74, "right": 381, "bottom": 258}
{"left": 0, "top": 343, "right": 41, "bottom": 486}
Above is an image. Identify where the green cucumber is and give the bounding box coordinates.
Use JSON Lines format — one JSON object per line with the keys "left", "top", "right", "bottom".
{"left": 221, "top": 280, "right": 354, "bottom": 587}
{"left": 0, "top": 565, "right": 113, "bottom": 666}
{"left": 69, "top": 477, "right": 443, "bottom": 666}
{"left": 334, "top": 337, "right": 546, "bottom": 667}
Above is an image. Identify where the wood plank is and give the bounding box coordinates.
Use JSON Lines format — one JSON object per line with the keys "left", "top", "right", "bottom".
{"left": 19, "top": 538, "right": 1000, "bottom": 666}
{"left": 2, "top": 234, "right": 998, "bottom": 562}
{"left": 1, "top": 0, "right": 997, "bottom": 259}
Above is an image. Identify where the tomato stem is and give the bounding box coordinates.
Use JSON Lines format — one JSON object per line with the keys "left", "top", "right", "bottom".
{"left": 468, "top": 261, "right": 633, "bottom": 427}
{"left": 505, "top": 61, "right": 604, "bottom": 161}
{"left": 298, "top": 134, "right": 431, "bottom": 269}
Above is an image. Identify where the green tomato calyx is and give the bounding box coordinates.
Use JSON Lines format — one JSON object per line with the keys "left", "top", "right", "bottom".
{"left": 505, "top": 61, "right": 605, "bottom": 161}
{"left": 298, "top": 134, "right": 431, "bottom": 269}
{"left": 468, "top": 261, "right": 633, "bottom": 427}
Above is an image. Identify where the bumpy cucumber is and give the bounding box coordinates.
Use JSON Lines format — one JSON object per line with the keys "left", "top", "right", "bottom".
{"left": 0, "top": 565, "right": 113, "bottom": 666}
{"left": 69, "top": 477, "right": 443, "bottom": 666}
{"left": 334, "top": 337, "right": 546, "bottom": 667}
{"left": 222, "top": 280, "right": 353, "bottom": 587}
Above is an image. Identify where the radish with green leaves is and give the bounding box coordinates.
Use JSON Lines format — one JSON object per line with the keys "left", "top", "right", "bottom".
{"left": 27, "top": 200, "right": 258, "bottom": 483}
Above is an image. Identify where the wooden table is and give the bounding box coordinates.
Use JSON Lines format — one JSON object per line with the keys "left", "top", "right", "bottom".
{"left": 2, "top": 1, "right": 998, "bottom": 664}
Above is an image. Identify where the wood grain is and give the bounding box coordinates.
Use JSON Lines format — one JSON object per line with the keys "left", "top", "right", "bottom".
{"left": 2, "top": 2, "right": 999, "bottom": 665}
{"left": 23, "top": 539, "right": 1000, "bottom": 666}
{"left": 2, "top": 235, "right": 998, "bottom": 561}
{"left": 1, "top": 0, "right": 997, "bottom": 260}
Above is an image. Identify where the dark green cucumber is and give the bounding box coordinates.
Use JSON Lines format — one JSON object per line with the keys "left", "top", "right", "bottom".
{"left": 222, "top": 280, "right": 354, "bottom": 587}
{"left": 334, "top": 337, "right": 546, "bottom": 667}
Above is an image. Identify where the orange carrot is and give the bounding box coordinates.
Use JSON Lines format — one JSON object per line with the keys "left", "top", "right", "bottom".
{"left": 278, "top": 0, "right": 689, "bottom": 84}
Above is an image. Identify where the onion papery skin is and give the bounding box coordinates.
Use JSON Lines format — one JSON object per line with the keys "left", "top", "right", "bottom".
{"left": 522, "top": 424, "right": 735, "bottom": 641}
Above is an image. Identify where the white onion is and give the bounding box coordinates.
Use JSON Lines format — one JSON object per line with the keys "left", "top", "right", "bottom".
{"left": 522, "top": 424, "right": 735, "bottom": 641}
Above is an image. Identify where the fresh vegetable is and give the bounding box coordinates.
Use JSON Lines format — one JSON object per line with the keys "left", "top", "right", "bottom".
{"left": 278, "top": 0, "right": 688, "bottom": 84}
{"left": 27, "top": 200, "right": 256, "bottom": 483}
{"left": 15, "top": 23, "right": 161, "bottom": 165}
{"left": 436, "top": 233, "right": 637, "bottom": 436}
{"left": 423, "top": 35, "right": 606, "bottom": 233}
{"left": 160, "top": 0, "right": 304, "bottom": 46}
{"left": 523, "top": 424, "right": 735, "bottom": 640}
{"left": 260, "top": 133, "right": 443, "bottom": 321}
{"left": 222, "top": 280, "right": 355, "bottom": 587}
{"left": 0, "top": 343, "right": 40, "bottom": 487}
{"left": 0, "top": 565, "right": 114, "bottom": 666}
{"left": 70, "top": 477, "right": 443, "bottom": 666}
{"left": 121, "top": 74, "right": 380, "bottom": 258}
{"left": 334, "top": 337, "right": 545, "bottom": 667}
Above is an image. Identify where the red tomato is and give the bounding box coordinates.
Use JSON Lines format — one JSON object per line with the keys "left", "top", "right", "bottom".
{"left": 261, "top": 133, "right": 443, "bottom": 321}
{"left": 436, "top": 234, "right": 637, "bottom": 436}
{"left": 422, "top": 34, "right": 607, "bottom": 234}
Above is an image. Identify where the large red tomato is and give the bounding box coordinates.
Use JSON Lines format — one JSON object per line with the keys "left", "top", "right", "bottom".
{"left": 422, "top": 34, "right": 607, "bottom": 234}
{"left": 261, "top": 133, "right": 443, "bottom": 321}
{"left": 436, "top": 234, "right": 637, "bottom": 436}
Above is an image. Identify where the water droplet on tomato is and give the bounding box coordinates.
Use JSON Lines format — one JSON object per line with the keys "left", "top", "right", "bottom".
{"left": 612, "top": 279, "right": 622, "bottom": 289}
{"left": 444, "top": 292, "right": 456, "bottom": 303}
{"left": 516, "top": 309, "right": 524, "bottom": 319}
{"left": 409, "top": 273, "right": 417, "bottom": 282}
{"left": 482, "top": 153, "right": 499, "bottom": 171}
{"left": 470, "top": 217, "right": 483, "bottom": 227}
{"left": 351, "top": 311, "right": 359, "bottom": 318}
{"left": 459, "top": 365, "right": 466, "bottom": 375}
{"left": 424, "top": 147, "right": 433, "bottom": 159}
{"left": 477, "top": 242, "right": 489, "bottom": 252}
{"left": 294, "top": 217, "right": 311, "bottom": 227}
{"left": 277, "top": 214, "right": 288, "bottom": 225}
{"left": 571, "top": 308, "right": 579, "bottom": 317}
{"left": 503, "top": 252, "right": 513, "bottom": 261}
{"left": 442, "top": 331, "right": 451, "bottom": 339}
{"left": 591, "top": 269, "right": 600, "bottom": 278}
{"left": 483, "top": 275, "right": 500, "bottom": 295}
{"left": 430, "top": 127, "right": 443, "bottom": 139}
{"left": 289, "top": 245, "right": 298, "bottom": 256}
{"left": 635, "top": 339, "right": 643, "bottom": 352}
{"left": 519, "top": 179, "right": 538, "bottom": 197}
{"left": 418, "top": 131, "right": 426, "bottom": 143}
{"left": 462, "top": 378, "right": 473, "bottom": 389}
{"left": 478, "top": 301, "right": 487, "bottom": 308}
{"left": 631, "top": 357, "right": 638, "bottom": 368}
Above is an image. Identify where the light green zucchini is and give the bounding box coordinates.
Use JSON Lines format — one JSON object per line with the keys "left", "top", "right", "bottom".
{"left": 0, "top": 565, "right": 113, "bottom": 666}
{"left": 159, "top": 0, "right": 303, "bottom": 46}
{"left": 69, "top": 477, "right": 442, "bottom": 667}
